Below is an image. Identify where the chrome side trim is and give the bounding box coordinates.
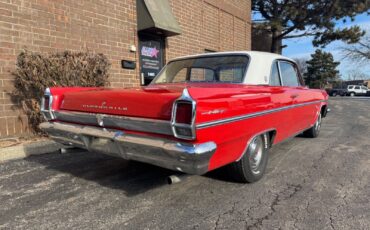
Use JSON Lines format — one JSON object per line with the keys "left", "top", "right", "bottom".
{"left": 197, "top": 100, "right": 328, "bottom": 129}
{"left": 40, "top": 122, "right": 217, "bottom": 175}
{"left": 53, "top": 111, "right": 173, "bottom": 136}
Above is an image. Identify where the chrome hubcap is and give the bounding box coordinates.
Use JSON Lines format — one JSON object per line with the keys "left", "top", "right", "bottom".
{"left": 315, "top": 114, "right": 322, "bottom": 132}
{"left": 248, "top": 136, "right": 264, "bottom": 174}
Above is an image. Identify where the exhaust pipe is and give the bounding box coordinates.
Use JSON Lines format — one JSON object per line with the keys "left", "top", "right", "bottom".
{"left": 167, "top": 174, "right": 191, "bottom": 185}
{"left": 60, "top": 148, "right": 69, "bottom": 154}
{"left": 60, "top": 147, "right": 78, "bottom": 154}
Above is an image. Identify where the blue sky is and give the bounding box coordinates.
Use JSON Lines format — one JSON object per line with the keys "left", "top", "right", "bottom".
{"left": 282, "top": 13, "right": 370, "bottom": 79}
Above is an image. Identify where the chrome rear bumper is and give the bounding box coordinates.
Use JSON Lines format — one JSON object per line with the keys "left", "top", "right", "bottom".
{"left": 40, "top": 122, "right": 217, "bottom": 175}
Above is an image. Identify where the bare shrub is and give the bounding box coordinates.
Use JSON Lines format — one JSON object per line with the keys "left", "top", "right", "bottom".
{"left": 11, "top": 50, "right": 111, "bottom": 134}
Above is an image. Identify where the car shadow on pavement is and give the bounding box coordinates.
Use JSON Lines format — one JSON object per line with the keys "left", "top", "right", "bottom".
{"left": 26, "top": 149, "right": 179, "bottom": 197}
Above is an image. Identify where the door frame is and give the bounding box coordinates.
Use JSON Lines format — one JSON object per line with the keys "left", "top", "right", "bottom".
{"left": 138, "top": 33, "right": 166, "bottom": 85}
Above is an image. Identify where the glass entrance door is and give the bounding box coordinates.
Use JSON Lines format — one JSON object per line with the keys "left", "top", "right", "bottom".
{"left": 138, "top": 34, "right": 165, "bottom": 85}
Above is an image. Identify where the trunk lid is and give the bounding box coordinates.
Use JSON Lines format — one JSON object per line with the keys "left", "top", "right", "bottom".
{"left": 60, "top": 85, "right": 185, "bottom": 120}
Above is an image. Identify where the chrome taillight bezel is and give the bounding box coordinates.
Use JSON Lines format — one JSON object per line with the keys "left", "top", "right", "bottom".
{"left": 171, "top": 88, "right": 196, "bottom": 140}
{"left": 41, "top": 88, "right": 55, "bottom": 121}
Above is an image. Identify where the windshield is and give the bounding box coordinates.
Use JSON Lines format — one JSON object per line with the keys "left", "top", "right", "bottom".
{"left": 151, "top": 55, "right": 249, "bottom": 84}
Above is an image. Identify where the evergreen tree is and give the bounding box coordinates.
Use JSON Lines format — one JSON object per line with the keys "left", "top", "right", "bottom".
{"left": 252, "top": 0, "right": 369, "bottom": 53}
{"left": 305, "top": 50, "right": 340, "bottom": 89}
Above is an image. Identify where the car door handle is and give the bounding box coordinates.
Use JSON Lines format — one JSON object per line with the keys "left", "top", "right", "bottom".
{"left": 290, "top": 94, "right": 299, "bottom": 99}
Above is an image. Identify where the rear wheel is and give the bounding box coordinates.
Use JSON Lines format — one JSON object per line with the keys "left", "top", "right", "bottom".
{"left": 227, "top": 134, "right": 269, "bottom": 183}
{"left": 350, "top": 92, "right": 355, "bottom": 97}
{"left": 303, "top": 113, "right": 322, "bottom": 138}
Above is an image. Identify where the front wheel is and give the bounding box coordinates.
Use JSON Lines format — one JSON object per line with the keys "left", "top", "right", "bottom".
{"left": 227, "top": 134, "right": 269, "bottom": 183}
{"left": 350, "top": 92, "right": 355, "bottom": 97}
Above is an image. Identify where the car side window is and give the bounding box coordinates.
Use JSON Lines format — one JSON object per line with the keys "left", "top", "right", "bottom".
{"left": 219, "top": 66, "right": 244, "bottom": 83}
{"left": 355, "top": 86, "right": 360, "bottom": 90}
{"left": 279, "top": 61, "right": 300, "bottom": 87}
{"left": 190, "top": 68, "right": 214, "bottom": 81}
{"left": 172, "top": 68, "right": 187, "bottom": 83}
{"left": 361, "top": 86, "right": 367, "bottom": 90}
{"left": 270, "top": 62, "right": 281, "bottom": 86}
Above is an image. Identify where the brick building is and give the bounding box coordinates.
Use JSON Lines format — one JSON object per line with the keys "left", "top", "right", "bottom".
{"left": 0, "top": 0, "right": 251, "bottom": 138}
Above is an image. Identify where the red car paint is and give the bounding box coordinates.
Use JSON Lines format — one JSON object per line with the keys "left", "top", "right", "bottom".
{"left": 49, "top": 83, "right": 328, "bottom": 172}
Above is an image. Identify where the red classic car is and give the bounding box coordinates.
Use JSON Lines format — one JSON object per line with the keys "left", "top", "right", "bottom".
{"left": 40, "top": 51, "right": 328, "bottom": 183}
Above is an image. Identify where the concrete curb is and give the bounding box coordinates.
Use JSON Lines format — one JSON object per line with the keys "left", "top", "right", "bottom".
{"left": 0, "top": 140, "right": 65, "bottom": 163}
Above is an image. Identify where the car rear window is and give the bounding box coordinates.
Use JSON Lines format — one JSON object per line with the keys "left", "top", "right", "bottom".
{"left": 152, "top": 55, "right": 249, "bottom": 84}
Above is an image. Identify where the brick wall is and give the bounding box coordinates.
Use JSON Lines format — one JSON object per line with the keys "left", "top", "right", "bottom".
{"left": 167, "top": 0, "right": 251, "bottom": 60}
{"left": 0, "top": 0, "right": 139, "bottom": 137}
{"left": 0, "top": 0, "right": 251, "bottom": 138}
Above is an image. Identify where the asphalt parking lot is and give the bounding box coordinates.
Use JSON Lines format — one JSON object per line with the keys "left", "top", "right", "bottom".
{"left": 0, "top": 98, "right": 369, "bottom": 230}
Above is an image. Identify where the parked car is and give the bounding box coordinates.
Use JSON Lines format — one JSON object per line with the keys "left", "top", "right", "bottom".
{"left": 347, "top": 85, "right": 369, "bottom": 96}
{"left": 326, "top": 88, "right": 347, "bottom": 97}
{"left": 40, "top": 51, "right": 329, "bottom": 183}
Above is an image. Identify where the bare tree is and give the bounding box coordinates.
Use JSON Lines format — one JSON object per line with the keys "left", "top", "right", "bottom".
{"left": 293, "top": 58, "right": 308, "bottom": 75}
{"left": 346, "top": 69, "right": 370, "bottom": 80}
{"left": 342, "top": 35, "right": 370, "bottom": 63}
{"left": 252, "top": 0, "right": 368, "bottom": 53}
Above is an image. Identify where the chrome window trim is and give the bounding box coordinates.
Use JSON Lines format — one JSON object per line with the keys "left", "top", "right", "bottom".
{"left": 53, "top": 111, "right": 173, "bottom": 136}
{"left": 197, "top": 100, "right": 327, "bottom": 129}
{"left": 277, "top": 60, "right": 284, "bottom": 86}
{"left": 269, "top": 60, "right": 282, "bottom": 86}
{"left": 278, "top": 60, "right": 301, "bottom": 87}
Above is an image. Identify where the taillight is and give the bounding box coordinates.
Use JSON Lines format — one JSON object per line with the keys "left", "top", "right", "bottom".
{"left": 171, "top": 89, "right": 196, "bottom": 140}
{"left": 41, "top": 88, "right": 55, "bottom": 120}
{"left": 43, "top": 95, "right": 50, "bottom": 110}
{"left": 175, "top": 102, "right": 192, "bottom": 124}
